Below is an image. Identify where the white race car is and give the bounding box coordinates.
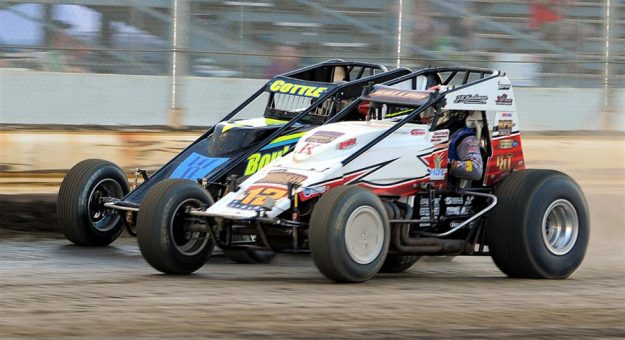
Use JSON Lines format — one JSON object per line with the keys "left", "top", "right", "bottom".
{"left": 136, "top": 67, "right": 589, "bottom": 283}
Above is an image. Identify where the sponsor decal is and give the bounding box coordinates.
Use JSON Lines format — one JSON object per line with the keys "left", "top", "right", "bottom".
{"left": 445, "top": 196, "right": 463, "bottom": 205}
{"left": 429, "top": 153, "right": 446, "bottom": 180}
{"left": 446, "top": 206, "right": 462, "bottom": 215}
{"left": 496, "top": 120, "right": 514, "bottom": 136}
{"left": 466, "top": 160, "right": 473, "bottom": 172}
{"left": 228, "top": 186, "right": 289, "bottom": 210}
{"left": 411, "top": 129, "right": 426, "bottom": 136}
{"left": 368, "top": 87, "right": 430, "bottom": 105}
{"left": 297, "top": 142, "right": 318, "bottom": 155}
{"left": 269, "top": 80, "right": 328, "bottom": 98}
{"left": 430, "top": 168, "right": 446, "bottom": 181}
{"left": 497, "top": 138, "right": 518, "bottom": 150}
{"left": 243, "top": 132, "right": 304, "bottom": 176}
{"left": 419, "top": 206, "right": 440, "bottom": 216}
{"left": 302, "top": 186, "right": 326, "bottom": 197}
{"left": 305, "top": 131, "right": 344, "bottom": 144}
{"left": 454, "top": 94, "right": 488, "bottom": 105}
{"left": 498, "top": 81, "right": 511, "bottom": 90}
{"left": 170, "top": 153, "right": 228, "bottom": 180}
{"left": 495, "top": 94, "right": 513, "bottom": 106}
{"left": 496, "top": 153, "right": 514, "bottom": 171}
{"left": 501, "top": 112, "right": 513, "bottom": 117}
{"left": 421, "top": 197, "right": 440, "bottom": 206}
{"left": 429, "top": 129, "right": 450, "bottom": 144}
{"left": 244, "top": 145, "right": 291, "bottom": 176}
{"left": 256, "top": 169, "right": 307, "bottom": 186}
{"left": 498, "top": 139, "right": 513, "bottom": 149}
{"left": 337, "top": 138, "right": 357, "bottom": 150}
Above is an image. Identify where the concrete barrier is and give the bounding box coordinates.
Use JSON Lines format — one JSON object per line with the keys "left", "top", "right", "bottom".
{"left": 1, "top": 70, "right": 624, "bottom": 130}
{"left": 0, "top": 70, "right": 266, "bottom": 126}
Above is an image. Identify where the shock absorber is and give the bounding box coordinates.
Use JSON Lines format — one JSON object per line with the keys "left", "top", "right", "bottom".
{"left": 288, "top": 182, "right": 300, "bottom": 250}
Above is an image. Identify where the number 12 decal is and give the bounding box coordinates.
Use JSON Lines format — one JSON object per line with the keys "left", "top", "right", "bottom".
{"left": 230, "top": 187, "right": 288, "bottom": 209}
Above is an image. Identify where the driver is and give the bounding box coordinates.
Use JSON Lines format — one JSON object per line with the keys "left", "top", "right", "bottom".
{"left": 448, "top": 111, "right": 484, "bottom": 188}
{"left": 421, "top": 108, "right": 484, "bottom": 187}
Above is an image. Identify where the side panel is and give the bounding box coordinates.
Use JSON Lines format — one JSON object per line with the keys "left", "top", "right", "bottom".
{"left": 123, "top": 129, "right": 305, "bottom": 204}
{"left": 483, "top": 111, "right": 526, "bottom": 186}
{"left": 294, "top": 124, "right": 440, "bottom": 197}
{"left": 444, "top": 76, "right": 515, "bottom": 113}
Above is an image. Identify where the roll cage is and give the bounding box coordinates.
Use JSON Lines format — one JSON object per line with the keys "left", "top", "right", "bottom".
{"left": 334, "top": 66, "right": 501, "bottom": 168}
{"left": 196, "top": 60, "right": 411, "bottom": 185}
{"left": 108, "top": 60, "right": 410, "bottom": 210}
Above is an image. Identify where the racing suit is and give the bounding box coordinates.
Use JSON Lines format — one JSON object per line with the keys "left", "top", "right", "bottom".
{"left": 449, "top": 128, "right": 483, "bottom": 183}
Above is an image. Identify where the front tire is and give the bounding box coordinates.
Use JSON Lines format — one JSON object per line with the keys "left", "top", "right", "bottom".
{"left": 137, "top": 179, "right": 215, "bottom": 274}
{"left": 57, "top": 159, "right": 129, "bottom": 246}
{"left": 486, "top": 169, "right": 589, "bottom": 279}
{"left": 309, "top": 185, "right": 390, "bottom": 283}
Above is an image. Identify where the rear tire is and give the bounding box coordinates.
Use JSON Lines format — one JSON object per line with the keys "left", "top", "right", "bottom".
{"left": 137, "top": 179, "right": 215, "bottom": 274}
{"left": 486, "top": 169, "right": 589, "bottom": 279}
{"left": 380, "top": 255, "right": 421, "bottom": 273}
{"left": 57, "top": 159, "right": 129, "bottom": 246}
{"left": 309, "top": 185, "right": 390, "bottom": 283}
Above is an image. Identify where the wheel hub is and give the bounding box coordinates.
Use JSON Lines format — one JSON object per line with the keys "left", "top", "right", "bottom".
{"left": 87, "top": 178, "right": 123, "bottom": 232}
{"left": 344, "top": 206, "right": 384, "bottom": 265}
{"left": 170, "top": 199, "right": 210, "bottom": 256}
{"left": 541, "top": 199, "right": 579, "bottom": 256}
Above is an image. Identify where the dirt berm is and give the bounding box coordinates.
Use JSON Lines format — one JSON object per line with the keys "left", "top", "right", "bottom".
{"left": 1, "top": 130, "right": 623, "bottom": 236}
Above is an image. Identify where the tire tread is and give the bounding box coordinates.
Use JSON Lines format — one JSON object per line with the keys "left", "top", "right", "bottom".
{"left": 137, "top": 179, "right": 212, "bottom": 274}
{"left": 57, "top": 159, "right": 128, "bottom": 246}
{"left": 310, "top": 185, "right": 390, "bottom": 282}
{"left": 487, "top": 169, "right": 587, "bottom": 279}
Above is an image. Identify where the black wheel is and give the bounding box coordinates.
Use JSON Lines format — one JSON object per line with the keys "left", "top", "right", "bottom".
{"left": 486, "top": 169, "right": 589, "bottom": 279}
{"left": 136, "top": 179, "right": 215, "bottom": 274}
{"left": 309, "top": 185, "right": 390, "bottom": 283}
{"left": 57, "top": 159, "right": 129, "bottom": 246}
{"left": 222, "top": 246, "right": 276, "bottom": 264}
{"left": 380, "top": 255, "right": 421, "bottom": 273}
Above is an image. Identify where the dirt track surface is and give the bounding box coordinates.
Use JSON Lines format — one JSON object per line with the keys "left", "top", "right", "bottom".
{"left": 1, "top": 135, "right": 624, "bottom": 337}
{"left": 0, "top": 232, "right": 624, "bottom": 338}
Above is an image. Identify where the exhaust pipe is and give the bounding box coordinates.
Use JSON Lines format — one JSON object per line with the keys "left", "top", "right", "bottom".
{"left": 384, "top": 201, "right": 469, "bottom": 255}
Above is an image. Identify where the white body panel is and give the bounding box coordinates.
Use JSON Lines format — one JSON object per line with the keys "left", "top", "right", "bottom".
{"left": 205, "top": 73, "right": 523, "bottom": 219}
{"left": 205, "top": 120, "right": 438, "bottom": 219}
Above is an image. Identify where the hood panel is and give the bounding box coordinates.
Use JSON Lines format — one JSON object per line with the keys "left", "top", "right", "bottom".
{"left": 277, "top": 121, "right": 434, "bottom": 170}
